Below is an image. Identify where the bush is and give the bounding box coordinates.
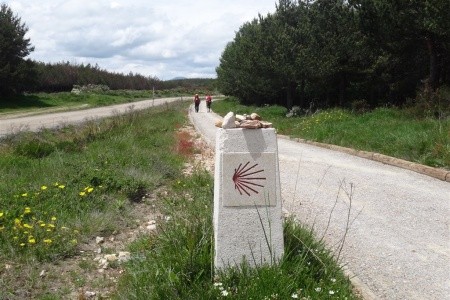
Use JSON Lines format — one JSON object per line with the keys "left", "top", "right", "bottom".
{"left": 14, "top": 137, "right": 56, "bottom": 158}
{"left": 351, "top": 99, "right": 371, "bottom": 114}
{"left": 404, "top": 85, "right": 450, "bottom": 119}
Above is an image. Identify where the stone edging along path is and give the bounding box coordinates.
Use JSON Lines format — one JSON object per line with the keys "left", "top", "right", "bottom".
{"left": 277, "top": 134, "right": 450, "bottom": 183}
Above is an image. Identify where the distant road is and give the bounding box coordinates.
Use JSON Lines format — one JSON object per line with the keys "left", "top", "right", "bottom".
{"left": 190, "top": 101, "right": 450, "bottom": 300}
{"left": 0, "top": 96, "right": 186, "bottom": 138}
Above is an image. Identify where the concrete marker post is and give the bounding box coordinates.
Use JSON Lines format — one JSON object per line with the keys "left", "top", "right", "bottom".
{"left": 213, "top": 128, "right": 284, "bottom": 269}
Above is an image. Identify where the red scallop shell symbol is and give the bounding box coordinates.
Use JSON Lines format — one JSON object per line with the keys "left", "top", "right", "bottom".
{"left": 232, "top": 161, "right": 266, "bottom": 196}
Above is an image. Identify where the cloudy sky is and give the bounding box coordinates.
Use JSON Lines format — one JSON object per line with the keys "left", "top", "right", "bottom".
{"left": 5, "top": 0, "right": 277, "bottom": 80}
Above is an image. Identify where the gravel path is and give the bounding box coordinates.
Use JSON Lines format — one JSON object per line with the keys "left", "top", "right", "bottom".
{"left": 189, "top": 101, "right": 450, "bottom": 300}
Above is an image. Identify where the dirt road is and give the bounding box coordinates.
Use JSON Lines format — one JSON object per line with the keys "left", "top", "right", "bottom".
{"left": 189, "top": 101, "right": 450, "bottom": 300}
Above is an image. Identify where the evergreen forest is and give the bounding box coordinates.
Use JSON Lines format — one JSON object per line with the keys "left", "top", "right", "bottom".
{"left": 216, "top": 0, "right": 450, "bottom": 110}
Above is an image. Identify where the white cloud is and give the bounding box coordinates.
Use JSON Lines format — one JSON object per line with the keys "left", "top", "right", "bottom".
{"left": 3, "top": 0, "right": 277, "bottom": 80}
{"left": 110, "top": 1, "right": 121, "bottom": 9}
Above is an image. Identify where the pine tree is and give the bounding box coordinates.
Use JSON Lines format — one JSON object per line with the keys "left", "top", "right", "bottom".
{"left": 0, "top": 4, "right": 35, "bottom": 97}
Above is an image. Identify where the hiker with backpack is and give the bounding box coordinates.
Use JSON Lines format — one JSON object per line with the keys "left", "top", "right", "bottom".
{"left": 194, "top": 94, "right": 201, "bottom": 112}
{"left": 206, "top": 94, "right": 212, "bottom": 112}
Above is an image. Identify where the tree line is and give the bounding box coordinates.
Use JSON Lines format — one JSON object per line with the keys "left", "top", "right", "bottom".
{"left": 33, "top": 62, "right": 216, "bottom": 93}
{"left": 33, "top": 61, "right": 162, "bottom": 92}
{"left": 216, "top": 0, "right": 450, "bottom": 109}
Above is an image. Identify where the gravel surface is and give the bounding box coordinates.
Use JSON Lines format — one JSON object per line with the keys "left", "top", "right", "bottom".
{"left": 189, "top": 101, "right": 450, "bottom": 300}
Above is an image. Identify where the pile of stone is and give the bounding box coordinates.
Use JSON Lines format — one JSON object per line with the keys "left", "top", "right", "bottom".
{"left": 71, "top": 84, "right": 110, "bottom": 94}
{"left": 215, "top": 112, "right": 273, "bottom": 129}
{"left": 94, "top": 251, "right": 131, "bottom": 270}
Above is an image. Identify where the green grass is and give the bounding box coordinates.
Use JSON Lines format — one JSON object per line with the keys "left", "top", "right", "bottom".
{"left": 213, "top": 97, "right": 450, "bottom": 169}
{"left": 114, "top": 172, "right": 357, "bottom": 300}
{"left": 0, "top": 101, "right": 187, "bottom": 264}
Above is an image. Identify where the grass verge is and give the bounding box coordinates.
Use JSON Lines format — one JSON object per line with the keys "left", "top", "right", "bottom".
{"left": 212, "top": 97, "right": 450, "bottom": 169}
{"left": 0, "top": 101, "right": 187, "bottom": 298}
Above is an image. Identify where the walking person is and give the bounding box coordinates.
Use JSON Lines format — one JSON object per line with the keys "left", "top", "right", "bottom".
{"left": 206, "top": 94, "right": 212, "bottom": 112}
{"left": 194, "top": 94, "right": 200, "bottom": 113}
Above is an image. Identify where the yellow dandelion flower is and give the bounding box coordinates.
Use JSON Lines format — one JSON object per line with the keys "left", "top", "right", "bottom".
{"left": 21, "top": 193, "right": 28, "bottom": 197}
{"left": 79, "top": 191, "right": 86, "bottom": 196}
{"left": 24, "top": 207, "right": 31, "bottom": 214}
{"left": 87, "top": 187, "right": 94, "bottom": 193}
{"left": 71, "top": 239, "right": 77, "bottom": 244}
{"left": 43, "top": 239, "right": 52, "bottom": 244}
{"left": 47, "top": 224, "right": 55, "bottom": 228}
{"left": 61, "top": 226, "right": 69, "bottom": 230}
{"left": 54, "top": 182, "right": 59, "bottom": 186}
{"left": 14, "top": 218, "right": 21, "bottom": 226}
{"left": 58, "top": 185, "right": 65, "bottom": 189}
{"left": 28, "top": 238, "right": 36, "bottom": 244}
{"left": 41, "top": 185, "right": 48, "bottom": 190}
{"left": 46, "top": 229, "right": 51, "bottom": 232}
{"left": 40, "top": 223, "right": 46, "bottom": 227}
{"left": 0, "top": 212, "right": 3, "bottom": 217}
{"left": 20, "top": 243, "right": 25, "bottom": 247}
{"left": 51, "top": 216, "right": 57, "bottom": 221}
{"left": 23, "top": 223, "right": 33, "bottom": 229}
{"left": 13, "top": 236, "right": 18, "bottom": 240}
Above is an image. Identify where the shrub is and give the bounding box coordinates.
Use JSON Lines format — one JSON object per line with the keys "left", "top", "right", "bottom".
{"left": 14, "top": 137, "right": 55, "bottom": 158}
